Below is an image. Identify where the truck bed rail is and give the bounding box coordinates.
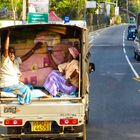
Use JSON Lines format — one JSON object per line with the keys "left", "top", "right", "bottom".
{"left": 0, "top": 96, "right": 82, "bottom": 103}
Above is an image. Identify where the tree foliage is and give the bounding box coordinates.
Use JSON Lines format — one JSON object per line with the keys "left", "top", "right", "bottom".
{"left": 49, "top": 0, "right": 116, "bottom": 19}
{"left": 49, "top": 0, "right": 125, "bottom": 19}
{"left": 0, "top": 0, "right": 140, "bottom": 21}
{"left": 11, "top": 0, "right": 22, "bottom": 21}
{"left": 0, "top": 0, "right": 11, "bottom": 10}
{"left": 50, "top": 0, "right": 85, "bottom": 20}
{"left": 0, "top": 0, "right": 22, "bottom": 20}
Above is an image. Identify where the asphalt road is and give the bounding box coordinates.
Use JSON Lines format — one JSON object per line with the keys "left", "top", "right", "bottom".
{"left": 87, "top": 24, "right": 140, "bottom": 140}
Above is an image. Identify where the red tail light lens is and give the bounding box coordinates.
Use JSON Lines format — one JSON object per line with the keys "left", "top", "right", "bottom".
{"left": 4, "top": 119, "right": 22, "bottom": 125}
{"left": 60, "top": 119, "right": 78, "bottom": 125}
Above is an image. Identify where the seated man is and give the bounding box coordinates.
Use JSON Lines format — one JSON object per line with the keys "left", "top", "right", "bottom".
{"left": 0, "top": 31, "right": 43, "bottom": 104}
{"left": 43, "top": 47, "right": 80, "bottom": 97}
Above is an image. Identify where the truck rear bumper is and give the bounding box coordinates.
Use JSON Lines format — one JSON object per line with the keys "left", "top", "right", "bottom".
{"left": 0, "top": 132, "right": 83, "bottom": 139}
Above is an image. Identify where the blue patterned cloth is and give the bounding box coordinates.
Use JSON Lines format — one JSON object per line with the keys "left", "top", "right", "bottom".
{"left": 2, "top": 82, "right": 31, "bottom": 104}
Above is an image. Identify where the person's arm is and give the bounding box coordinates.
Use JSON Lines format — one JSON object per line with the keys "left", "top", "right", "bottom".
{"left": 21, "top": 42, "right": 43, "bottom": 62}
{"left": 48, "top": 53, "right": 58, "bottom": 69}
{"left": 4, "top": 31, "right": 10, "bottom": 57}
{"left": 44, "top": 45, "right": 58, "bottom": 70}
{"left": 58, "top": 62, "right": 67, "bottom": 75}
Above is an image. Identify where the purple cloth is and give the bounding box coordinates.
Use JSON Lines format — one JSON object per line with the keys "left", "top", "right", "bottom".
{"left": 43, "top": 70, "right": 77, "bottom": 96}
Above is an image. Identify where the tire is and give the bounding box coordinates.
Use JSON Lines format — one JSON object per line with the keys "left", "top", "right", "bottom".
{"left": 134, "top": 52, "right": 136, "bottom": 59}
{"left": 136, "top": 55, "right": 140, "bottom": 61}
{"left": 85, "top": 94, "right": 89, "bottom": 124}
{"left": 7, "top": 127, "right": 22, "bottom": 140}
{"left": 85, "top": 109, "right": 89, "bottom": 124}
{"left": 76, "top": 123, "right": 86, "bottom": 140}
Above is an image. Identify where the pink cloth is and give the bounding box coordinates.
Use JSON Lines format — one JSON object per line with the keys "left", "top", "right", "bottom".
{"left": 49, "top": 10, "right": 62, "bottom": 21}
{"left": 20, "top": 54, "right": 53, "bottom": 86}
{"left": 68, "top": 47, "right": 79, "bottom": 58}
{"left": 21, "top": 67, "right": 53, "bottom": 86}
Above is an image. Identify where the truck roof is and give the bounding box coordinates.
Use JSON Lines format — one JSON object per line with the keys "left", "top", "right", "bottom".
{"left": 0, "top": 22, "right": 87, "bottom": 31}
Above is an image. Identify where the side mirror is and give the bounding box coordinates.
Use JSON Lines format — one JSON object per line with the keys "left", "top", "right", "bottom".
{"left": 89, "top": 63, "right": 95, "bottom": 73}
{"left": 86, "top": 51, "right": 91, "bottom": 58}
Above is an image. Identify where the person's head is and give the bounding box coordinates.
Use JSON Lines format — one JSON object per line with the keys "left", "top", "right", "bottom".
{"left": 8, "top": 47, "right": 15, "bottom": 62}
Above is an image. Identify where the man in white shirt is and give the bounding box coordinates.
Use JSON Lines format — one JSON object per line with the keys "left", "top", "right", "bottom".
{"left": 0, "top": 31, "right": 43, "bottom": 104}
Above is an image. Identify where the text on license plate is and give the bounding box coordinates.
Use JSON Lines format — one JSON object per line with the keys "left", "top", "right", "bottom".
{"left": 31, "top": 121, "right": 51, "bottom": 132}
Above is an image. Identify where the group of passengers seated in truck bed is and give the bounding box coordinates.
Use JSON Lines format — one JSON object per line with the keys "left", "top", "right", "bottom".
{"left": 0, "top": 30, "right": 80, "bottom": 104}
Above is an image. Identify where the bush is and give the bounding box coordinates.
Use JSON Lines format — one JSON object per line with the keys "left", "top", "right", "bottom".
{"left": 115, "top": 16, "right": 122, "bottom": 24}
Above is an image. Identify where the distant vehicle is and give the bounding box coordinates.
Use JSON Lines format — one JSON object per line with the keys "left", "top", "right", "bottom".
{"left": 127, "top": 24, "right": 136, "bottom": 40}
{"left": 133, "top": 37, "right": 140, "bottom": 60}
{"left": 129, "top": 17, "right": 135, "bottom": 24}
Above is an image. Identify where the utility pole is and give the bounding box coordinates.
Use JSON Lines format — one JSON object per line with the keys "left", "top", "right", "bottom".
{"left": 126, "top": 0, "right": 129, "bottom": 22}
{"left": 22, "top": 0, "right": 26, "bottom": 24}
{"left": 116, "top": 0, "right": 118, "bottom": 7}
{"left": 84, "top": 0, "right": 87, "bottom": 23}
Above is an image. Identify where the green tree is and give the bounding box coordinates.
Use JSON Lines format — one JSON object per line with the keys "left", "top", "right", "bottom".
{"left": 0, "top": 0, "right": 22, "bottom": 20}
{"left": 118, "top": 0, "right": 140, "bottom": 15}
{"left": 0, "top": 0, "right": 11, "bottom": 11}
{"left": 11, "top": 0, "right": 21, "bottom": 23}
{"left": 49, "top": 0, "right": 114, "bottom": 20}
{"left": 129, "top": 3, "right": 140, "bottom": 15}
{"left": 50, "top": 0, "right": 85, "bottom": 20}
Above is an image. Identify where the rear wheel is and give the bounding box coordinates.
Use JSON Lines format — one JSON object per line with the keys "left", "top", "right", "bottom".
{"left": 76, "top": 123, "right": 86, "bottom": 140}
{"left": 7, "top": 127, "right": 22, "bottom": 140}
{"left": 134, "top": 52, "right": 136, "bottom": 59}
{"left": 85, "top": 108, "right": 89, "bottom": 124}
{"left": 136, "top": 55, "right": 140, "bottom": 61}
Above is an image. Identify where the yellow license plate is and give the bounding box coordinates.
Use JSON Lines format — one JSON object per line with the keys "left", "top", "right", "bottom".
{"left": 31, "top": 121, "right": 51, "bottom": 132}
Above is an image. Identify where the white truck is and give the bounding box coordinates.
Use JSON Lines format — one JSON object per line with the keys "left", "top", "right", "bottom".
{"left": 0, "top": 23, "right": 94, "bottom": 140}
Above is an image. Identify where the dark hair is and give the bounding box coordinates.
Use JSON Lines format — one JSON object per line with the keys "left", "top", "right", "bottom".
{"left": 8, "top": 47, "right": 15, "bottom": 54}
{"left": 1, "top": 47, "right": 4, "bottom": 55}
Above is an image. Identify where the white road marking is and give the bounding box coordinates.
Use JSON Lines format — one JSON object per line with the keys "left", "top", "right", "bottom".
{"left": 98, "top": 72, "right": 126, "bottom": 76}
{"left": 92, "top": 44, "right": 113, "bottom": 47}
{"left": 123, "top": 30, "right": 140, "bottom": 78}
{"left": 89, "top": 36, "right": 94, "bottom": 44}
{"left": 114, "top": 73, "right": 126, "bottom": 75}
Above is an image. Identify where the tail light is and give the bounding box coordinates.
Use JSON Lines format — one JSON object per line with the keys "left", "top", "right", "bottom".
{"left": 4, "top": 119, "right": 22, "bottom": 125}
{"left": 60, "top": 119, "right": 78, "bottom": 125}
